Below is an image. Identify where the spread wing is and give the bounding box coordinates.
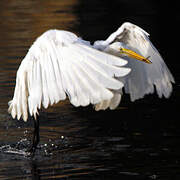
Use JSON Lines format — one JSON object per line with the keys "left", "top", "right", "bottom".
{"left": 8, "top": 29, "right": 130, "bottom": 121}
{"left": 105, "top": 22, "right": 175, "bottom": 101}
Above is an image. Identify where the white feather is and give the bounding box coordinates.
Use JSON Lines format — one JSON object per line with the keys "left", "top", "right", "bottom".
{"left": 95, "top": 90, "right": 122, "bottom": 111}
{"left": 103, "top": 22, "right": 174, "bottom": 101}
{"left": 9, "top": 22, "right": 174, "bottom": 121}
{"left": 8, "top": 29, "right": 129, "bottom": 121}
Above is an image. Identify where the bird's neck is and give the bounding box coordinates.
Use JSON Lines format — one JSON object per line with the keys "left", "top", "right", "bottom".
{"left": 93, "top": 40, "right": 108, "bottom": 51}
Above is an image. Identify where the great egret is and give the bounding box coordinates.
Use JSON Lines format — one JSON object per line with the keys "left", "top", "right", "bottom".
{"left": 8, "top": 22, "right": 174, "bottom": 155}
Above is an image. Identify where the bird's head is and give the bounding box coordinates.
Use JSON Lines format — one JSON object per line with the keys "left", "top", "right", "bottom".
{"left": 107, "top": 42, "right": 152, "bottom": 64}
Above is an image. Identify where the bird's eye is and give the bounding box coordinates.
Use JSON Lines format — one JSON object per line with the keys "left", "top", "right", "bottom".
{"left": 119, "top": 48, "right": 123, "bottom": 52}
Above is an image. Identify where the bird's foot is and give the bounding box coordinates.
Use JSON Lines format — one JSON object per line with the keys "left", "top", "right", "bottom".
{"left": 25, "top": 144, "right": 37, "bottom": 157}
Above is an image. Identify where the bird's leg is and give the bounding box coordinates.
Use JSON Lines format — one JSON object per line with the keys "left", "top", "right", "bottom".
{"left": 26, "top": 116, "right": 40, "bottom": 156}
{"left": 32, "top": 116, "right": 40, "bottom": 153}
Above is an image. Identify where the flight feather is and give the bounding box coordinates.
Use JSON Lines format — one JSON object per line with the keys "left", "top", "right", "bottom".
{"left": 8, "top": 29, "right": 130, "bottom": 121}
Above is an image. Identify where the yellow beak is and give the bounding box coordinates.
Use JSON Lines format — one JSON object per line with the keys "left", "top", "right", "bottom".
{"left": 120, "top": 48, "right": 152, "bottom": 64}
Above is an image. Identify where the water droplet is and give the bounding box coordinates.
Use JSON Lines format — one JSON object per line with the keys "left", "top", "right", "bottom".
{"left": 149, "top": 175, "right": 157, "bottom": 179}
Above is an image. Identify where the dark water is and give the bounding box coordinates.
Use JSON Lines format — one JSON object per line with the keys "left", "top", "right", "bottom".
{"left": 0, "top": 0, "right": 180, "bottom": 179}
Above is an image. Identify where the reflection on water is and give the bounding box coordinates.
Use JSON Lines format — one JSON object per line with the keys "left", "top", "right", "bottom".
{"left": 0, "top": 0, "right": 180, "bottom": 179}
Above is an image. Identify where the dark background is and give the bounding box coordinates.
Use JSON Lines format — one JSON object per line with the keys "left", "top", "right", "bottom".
{"left": 0, "top": 0, "right": 179, "bottom": 179}
{"left": 76, "top": 0, "right": 179, "bottom": 77}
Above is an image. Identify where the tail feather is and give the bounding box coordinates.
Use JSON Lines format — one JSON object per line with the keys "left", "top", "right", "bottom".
{"left": 95, "top": 91, "right": 122, "bottom": 111}
{"left": 109, "top": 92, "right": 122, "bottom": 110}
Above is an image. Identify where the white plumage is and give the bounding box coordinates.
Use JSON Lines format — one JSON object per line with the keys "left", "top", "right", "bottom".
{"left": 8, "top": 22, "right": 174, "bottom": 121}
{"left": 103, "top": 22, "right": 174, "bottom": 101}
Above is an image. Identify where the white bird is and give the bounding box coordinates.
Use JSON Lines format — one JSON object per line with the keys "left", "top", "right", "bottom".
{"left": 8, "top": 22, "right": 174, "bottom": 155}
